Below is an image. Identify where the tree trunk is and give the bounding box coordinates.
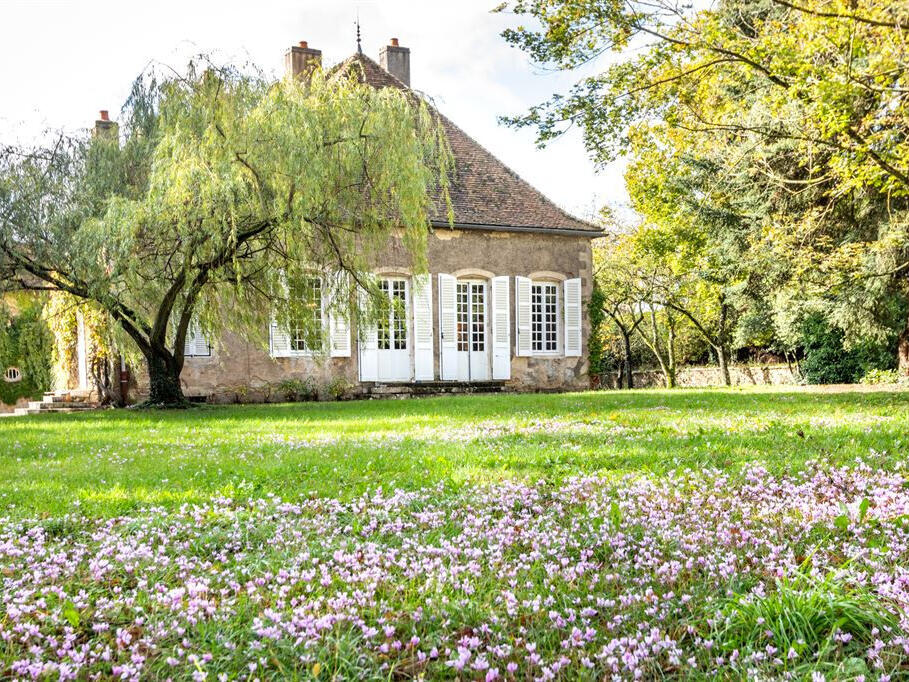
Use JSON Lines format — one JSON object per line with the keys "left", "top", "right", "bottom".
{"left": 623, "top": 332, "right": 634, "bottom": 389}
{"left": 717, "top": 302, "right": 731, "bottom": 387}
{"left": 717, "top": 344, "right": 731, "bottom": 387}
{"left": 666, "top": 315, "right": 677, "bottom": 389}
{"left": 899, "top": 318, "right": 909, "bottom": 376}
{"left": 90, "top": 355, "right": 118, "bottom": 406}
{"left": 144, "top": 350, "right": 187, "bottom": 406}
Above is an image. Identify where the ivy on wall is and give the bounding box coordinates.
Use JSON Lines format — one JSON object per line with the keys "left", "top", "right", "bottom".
{"left": 587, "top": 281, "right": 608, "bottom": 381}
{"left": 0, "top": 295, "right": 53, "bottom": 404}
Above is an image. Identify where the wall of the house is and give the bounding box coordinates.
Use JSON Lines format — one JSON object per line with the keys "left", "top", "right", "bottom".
{"left": 129, "top": 228, "right": 593, "bottom": 402}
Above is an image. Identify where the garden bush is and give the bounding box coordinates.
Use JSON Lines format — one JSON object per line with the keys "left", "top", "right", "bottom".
{"left": 800, "top": 314, "right": 894, "bottom": 384}
{"left": 860, "top": 368, "right": 905, "bottom": 385}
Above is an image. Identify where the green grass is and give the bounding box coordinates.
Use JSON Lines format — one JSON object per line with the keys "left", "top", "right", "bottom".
{"left": 1, "top": 385, "right": 907, "bottom": 518}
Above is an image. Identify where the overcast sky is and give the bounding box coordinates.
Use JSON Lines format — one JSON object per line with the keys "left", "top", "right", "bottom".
{"left": 0, "top": 0, "right": 628, "bottom": 221}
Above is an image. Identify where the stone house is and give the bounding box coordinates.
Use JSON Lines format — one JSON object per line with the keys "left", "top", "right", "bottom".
{"left": 68, "top": 40, "right": 600, "bottom": 401}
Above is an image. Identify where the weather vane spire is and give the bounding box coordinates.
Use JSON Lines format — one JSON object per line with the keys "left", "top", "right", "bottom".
{"left": 356, "top": 12, "right": 362, "bottom": 54}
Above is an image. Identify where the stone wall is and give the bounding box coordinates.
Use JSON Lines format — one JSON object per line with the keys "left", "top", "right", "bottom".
{"left": 600, "top": 365, "right": 798, "bottom": 389}
{"left": 0, "top": 397, "right": 30, "bottom": 414}
{"left": 126, "top": 228, "right": 593, "bottom": 402}
{"left": 601, "top": 365, "right": 799, "bottom": 388}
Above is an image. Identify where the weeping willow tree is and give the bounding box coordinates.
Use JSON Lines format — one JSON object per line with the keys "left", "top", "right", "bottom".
{"left": 0, "top": 61, "right": 453, "bottom": 405}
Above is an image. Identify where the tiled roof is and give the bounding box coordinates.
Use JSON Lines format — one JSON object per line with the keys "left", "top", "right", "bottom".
{"left": 330, "top": 54, "right": 599, "bottom": 235}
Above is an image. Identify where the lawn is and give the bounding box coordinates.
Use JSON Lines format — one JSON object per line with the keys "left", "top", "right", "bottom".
{"left": 1, "top": 386, "right": 908, "bottom": 518}
{"left": 1, "top": 386, "right": 909, "bottom": 679}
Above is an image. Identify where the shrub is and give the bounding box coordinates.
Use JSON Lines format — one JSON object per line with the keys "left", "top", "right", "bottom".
{"left": 800, "top": 314, "right": 894, "bottom": 384}
{"left": 322, "top": 376, "right": 354, "bottom": 401}
{"left": 588, "top": 281, "right": 608, "bottom": 379}
{"left": 860, "top": 368, "right": 904, "bottom": 385}
{"left": 277, "top": 377, "right": 317, "bottom": 402}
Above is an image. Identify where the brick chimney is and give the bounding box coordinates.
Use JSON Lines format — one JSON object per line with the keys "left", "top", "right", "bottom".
{"left": 285, "top": 40, "right": 322, "bottom": 80}
{"left": 93, "top": 110, "right": 118, "bottom": 140}
{"left": 379, "top": 38, "right": 410, "bottom": 86}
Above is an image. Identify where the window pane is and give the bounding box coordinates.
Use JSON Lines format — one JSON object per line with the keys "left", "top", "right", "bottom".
{"left": 457, "top": 283, "right": 469, "bottom": 352}
{"left": 531, "top": 282, "right": 557, "bottom": 353}
{"left": 290, "top": 277, "right": 323, "bottom": 352}
{"left": 377, "top": 278, "right": 407, "bottom": 350}
{"left": 377, "top": 280, "right": 391, "bottom": 350}
{"left": 392, "top": 280, "right": 407, "bottom": 350}
{"left": 471, "top": 283, "right": 485, "bottom": 352}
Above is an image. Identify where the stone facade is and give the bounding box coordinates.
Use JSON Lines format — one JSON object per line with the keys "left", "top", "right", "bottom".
{"left": 165, "top": 228, "right": 593, "bottom": 402}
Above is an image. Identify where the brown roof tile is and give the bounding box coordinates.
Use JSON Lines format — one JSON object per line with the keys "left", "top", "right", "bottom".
{"left": 330, "top": 54, "right": 599, "bottom": 235}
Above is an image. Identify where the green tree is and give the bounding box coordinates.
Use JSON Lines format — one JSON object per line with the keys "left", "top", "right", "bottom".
{"left": 498, "top": 0, "right": 909, "bottom": 374}
{"left": 593, "top": 236, "right": 645, "bottom": 388}
{"left": 0, "top": 62, "right": 452, "bottom": 405}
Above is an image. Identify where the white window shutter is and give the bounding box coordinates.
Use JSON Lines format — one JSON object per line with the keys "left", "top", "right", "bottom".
{"left": 193, "top": 328, "right": 211, "bottom": 356}
{"left": 184, "top": 322, "right": 211, "bottom": 357}
{"left": 491, "top": 276, "right": 511, "bottom": 379}
{"left": 270, "top": 320, "right": 292, "bottom": 358}
{"left": 328, "top": 272, "right": 351, "bottom": 358}
{"left": 515, "top": 276, "right": 532, "bottom": 357}
{"left": 438, "top": 273, "right": 457, "bottom": 380}
{"left": 412, "top": 274, "right": 434, "bottom": 381}
{"left": 564, "top": 277, "right": 582, "bottom": 357}
{"left": 357, "top": 288, "right": 379, "bottom": 381}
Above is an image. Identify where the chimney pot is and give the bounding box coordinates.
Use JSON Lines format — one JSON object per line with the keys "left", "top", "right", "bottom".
{"left": 299, "top": 40, "right": 308, "bottom": 48}
{"left": 379, "top": 40, "right": 411, "bottom": 87}
{"left": 99, "top": 110, "right": 109, "bottom": 121}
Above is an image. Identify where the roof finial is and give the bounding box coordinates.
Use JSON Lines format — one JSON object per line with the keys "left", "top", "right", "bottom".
{"left": 356, "top": 11, "right": 362, "bottom": 54}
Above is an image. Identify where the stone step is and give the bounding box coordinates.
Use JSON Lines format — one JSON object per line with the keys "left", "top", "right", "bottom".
{"left": 15, "top": 406, "right": 94, "bottom": 416}
{"left": 28, "top": 400, "right": 95, "bottom": 410}
{"left": 41, "top": 390, "right": 95, "bottom": 404}
{"left": 366, "top": 381, "right": 508, "bottom": 398}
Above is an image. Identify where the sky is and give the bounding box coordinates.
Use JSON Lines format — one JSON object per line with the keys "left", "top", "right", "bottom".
{"left": 0, "top": 0, "right": 629, "bottom": 221}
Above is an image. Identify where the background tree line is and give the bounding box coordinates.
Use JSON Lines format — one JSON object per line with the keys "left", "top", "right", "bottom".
{"left": 500, "top": 0, "right": 909, "bottom": 386}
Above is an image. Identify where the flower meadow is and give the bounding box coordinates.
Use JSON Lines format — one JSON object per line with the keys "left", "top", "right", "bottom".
{"left": 2, "top": 462, "right": 909, "bottom": 680}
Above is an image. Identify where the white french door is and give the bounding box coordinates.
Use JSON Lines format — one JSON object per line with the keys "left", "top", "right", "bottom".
{"left": 455, "top": 280, "right": 490, "bottom": 381}
{"left": 376, "top": 278, "right": 411, "bottom": 381}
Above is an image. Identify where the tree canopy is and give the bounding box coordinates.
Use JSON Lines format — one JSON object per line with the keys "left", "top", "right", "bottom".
{"left": 500, "top": 0, "right": 909, "bottom": 378}
{"left": 0, "top": 60, "right": 452, "bottom": 404}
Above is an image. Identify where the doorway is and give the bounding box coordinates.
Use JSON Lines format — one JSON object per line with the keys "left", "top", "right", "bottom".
{"left": 455, "top": 280, "right": 489, "bottom": 381}
{"left": 376, "top": 277, "right": 411, "bottom": 381}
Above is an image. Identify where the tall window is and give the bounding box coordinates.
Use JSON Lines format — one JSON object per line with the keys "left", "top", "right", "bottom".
{"left": 377, "top": 279, "right": 407, "bottom": 351}
{"left": 456, "top": 282, "right": 470, "bottom": 352}
{"left": 470, "top": 282, "right": 485, "bottom": 352}
{"left": 531, "top": 282, "right": 558, "bottom": 353}
{"left": 289, "top": 277, "right": 323, "bottom": 352}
